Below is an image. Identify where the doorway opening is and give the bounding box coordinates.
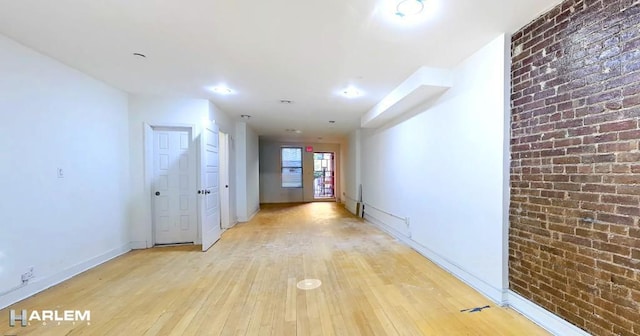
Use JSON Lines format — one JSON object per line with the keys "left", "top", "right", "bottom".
{"left": 219, "top": 131, "right": 231, "bottom": 229}
{"left": 313, "top": 152, "right": 335, "bottom": 199}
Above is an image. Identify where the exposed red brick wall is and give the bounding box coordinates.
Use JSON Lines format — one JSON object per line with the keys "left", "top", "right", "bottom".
{"left": 509, "top": 0, "right": 640, "bottom": 335}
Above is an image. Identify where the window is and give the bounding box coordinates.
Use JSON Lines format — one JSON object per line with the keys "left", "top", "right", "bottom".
{"left": 281, "top": 147, "right": 302, "bottom": 188}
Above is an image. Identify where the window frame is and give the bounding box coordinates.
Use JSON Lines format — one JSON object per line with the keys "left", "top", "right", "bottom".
{"left": 281, "top": 147, "right": 303, "bottom": 188}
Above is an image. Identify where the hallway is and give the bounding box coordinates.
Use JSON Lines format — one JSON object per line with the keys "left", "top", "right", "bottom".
{"left": 1, "top": 203, "right": 547, "bottom": 335}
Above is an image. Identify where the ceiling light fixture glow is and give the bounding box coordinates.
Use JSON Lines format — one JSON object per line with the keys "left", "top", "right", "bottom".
{"left": 209, "top": 86, "right": 234, "bottom": 95}
{"left": 379, "top": 0, "right": 437, "bottom": 25}
{"left": 341, "top": 86, "right": 362, "bottom": 98}
{"left": 395, "top": 0, "right": 425, "bottom": 17}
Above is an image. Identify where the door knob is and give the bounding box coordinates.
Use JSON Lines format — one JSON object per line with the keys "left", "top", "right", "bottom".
{"left": 155, "top": 191, "right": 161, "bottom": 196}
{"left": 205, "top": 190, "right": 211, "bottom": 194}
{"left": 225, "top": 185, "right": 229, "bottom": 188}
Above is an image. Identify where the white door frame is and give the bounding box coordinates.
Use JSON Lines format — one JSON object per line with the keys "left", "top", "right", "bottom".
{"left": 219, "top": 131, "right": 231, "bottom": 229}
{"left": 144, "top": 123, "right": 200, "bottom": 247}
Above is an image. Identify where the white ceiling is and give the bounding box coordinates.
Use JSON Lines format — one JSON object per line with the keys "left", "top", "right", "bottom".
{"left": 0, "top": 0, "right": 561, "bottom": 141}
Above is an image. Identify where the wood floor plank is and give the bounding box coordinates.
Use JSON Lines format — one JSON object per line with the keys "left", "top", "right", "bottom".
{"left": 0, "top": 203, "right": 550, "bottom": 335}
{"left": 285, "top": 277, "right": 297, "bottom": 322}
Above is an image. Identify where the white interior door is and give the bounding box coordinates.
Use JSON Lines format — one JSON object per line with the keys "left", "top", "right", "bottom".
{"left": 200, "top": 122, "right": 221, "bottom": 251}
{"left": 219, "top": 132, "right": 230, "bottom": 229}
{"left": 152, "top": 128, "right": 197, "bottom": 245}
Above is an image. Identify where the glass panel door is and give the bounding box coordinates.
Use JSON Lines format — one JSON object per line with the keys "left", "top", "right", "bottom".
{"left": 313, "top": 152, "right": 334, "bottom": 199}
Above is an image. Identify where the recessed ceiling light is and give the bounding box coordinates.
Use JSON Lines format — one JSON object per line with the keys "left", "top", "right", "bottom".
{"left": 341, "top": 86, "right": 362, "bottom": 98}
{"left": 209, "top": 86, "right": 234, "bottom": 95}
{"left": 396, "top": 0, "right": 425, "bottom": 17}
{"left": 381, "top": 0, "right": 436, "bottom": 25}
{"left": 285, "top": 129, "right": 302, "bottom": 134}
{"left": 133, "top": 52, "right": 146, "bottom": 58}
{"left": 280, "top": 99, "right": 294, "bottom": 104}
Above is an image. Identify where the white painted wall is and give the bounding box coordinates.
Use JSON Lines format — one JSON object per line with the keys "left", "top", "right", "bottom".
{"left": 259, "top": 140, "right": 341, "bottom": 203}
{"left": 357, "top": 34, "right": 510, "bottom": 303}
{"left": 0, "top": 35, "right": 130, "bottom": 307}
{"left": 245, "top": 126, "right": 260, "bottom": 218}
{"left": 128, "top": 96, "right": 237, "bottom": 247}
{"left": 210, "top": 101, "right": 238, "bottom": 225}
{"left": 235, "top": 122, "right": 260, "bottom": 221}
{"left": 343, "top": 129, "right": 361, "bottom": 214}
{"left": 235, "top": 123, "right": 248, "bottom": 221}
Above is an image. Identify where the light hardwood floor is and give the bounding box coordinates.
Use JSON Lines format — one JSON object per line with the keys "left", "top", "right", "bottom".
{"left": 0, "top": 203, "right": 549, "bottom": 335}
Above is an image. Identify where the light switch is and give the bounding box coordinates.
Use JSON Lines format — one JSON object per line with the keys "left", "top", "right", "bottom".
{"left": 57, "top": 168, "right": 64, "bottom": 178}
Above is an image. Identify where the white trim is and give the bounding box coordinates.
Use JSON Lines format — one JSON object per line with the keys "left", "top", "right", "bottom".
{"left": 129, "top": 241, "right": 148, "bottom": 250}
{"left": 365, "top": 215, "right": 507, "bottom": 305}
{"left": 507, "top": 291, "right": 591, "bottom": 336}
{"left": 343, "top": 195, "right": 358, "bottom": 215}
{"left": 144, "top": 123, "right": 154, "bottom": 246}
{"left": 0, "top": 244, "right": 130, "bottom": 310}
{"left": 238, "top": 207, "right": 260, "bottom": 223}
{"left": 500, "top": 33, "right": 512, "bottom": 293}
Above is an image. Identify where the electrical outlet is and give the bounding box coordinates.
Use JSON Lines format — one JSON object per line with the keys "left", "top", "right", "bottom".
{"left": 21, "top": 267, "right": 34, "bottom": 283}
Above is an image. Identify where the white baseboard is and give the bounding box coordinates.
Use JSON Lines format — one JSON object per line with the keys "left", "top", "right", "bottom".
{"left": 129, "top": 241, "right": 148, "bottom": 250}
{"left": 507, "top": 291, "right": 591, "bottom": 336}
{"left": 365, "top": 215, "right": 507, "bottom": 305}
{"left": 238, "top": 207, "right": 260, "bottom": 223}
{"left": 344, "top": 198, "right": 358, "bottom": 215}
{"left": 0, "top": 244, "right": 131, "bottom": 310}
